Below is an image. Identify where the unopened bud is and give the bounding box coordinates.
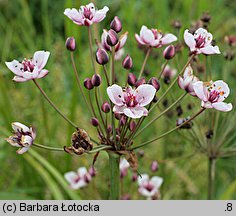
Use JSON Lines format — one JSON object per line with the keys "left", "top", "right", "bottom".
{"left": 65, "top": 37, "right": 76, "bottom": 51}
{"left": 148, "top": 77, "right": 160, "bottom": 91}
{"left": 96, "top": 48, "right": 109, "bottom": 65}
{"left": 107, "top": 125, "right": 112, "bottom": 134}
{"left": 129, "top": 120, "right": 136, "bottom": 131}
{"left": 120, "top": 115, "right": 126, "bottom": 126}
{"left": 122, "top": 55, "right": 133, "bottom": 69}
{"left": 101, "top": 101, "right": 111, "bottom": 113}
{"left": 127, "top": 73, "right": 137, "bottom": 86}
{"left": 84, "top": 78, "right": 94, "bottom": 90}
{"left": 135, "top": 78, "right": 146, "bottom": 88}
{"left": 91, "top": 74, "right": 102, "bottom": 87}
{"left": 115, "top": 113, "right": 121, "bottom": 120}
{"left": 163, "top": 45, "right": 175, "bottom": 60}
{"left": 89, "top": 167, "right": 96, "bottom": 177}
{"left": 151, "top": 160, "right": 159, "bottom": 172}
{"left": 91, "top": 117, "right": 99, "bottom": 127}
{"left": 131, "top": 172, "right": 138, "bottom": 182}
{"left": 106, "top": 29, "right": 119, "bottom": 46}
{"left": 110, "top": 16, "right": 122, "bottom": 33}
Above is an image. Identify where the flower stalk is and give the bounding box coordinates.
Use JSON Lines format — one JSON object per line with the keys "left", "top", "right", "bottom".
{"left": 208, "top": 157, "right": 216, "bottom": 200}
{"left": 138, "top": 47, "right": 151, "bottom": 79}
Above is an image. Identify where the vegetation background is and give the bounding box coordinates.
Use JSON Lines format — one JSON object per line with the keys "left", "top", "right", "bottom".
{"left": 0, "top": 0, "right": 235, "bottom": 199}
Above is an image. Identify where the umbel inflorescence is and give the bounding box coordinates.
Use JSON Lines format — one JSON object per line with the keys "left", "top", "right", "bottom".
{"left": 4, "top": 2, "right": 233, "bottom": 199}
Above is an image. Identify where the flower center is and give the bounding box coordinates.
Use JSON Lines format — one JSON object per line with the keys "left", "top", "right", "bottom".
{"left": 83, "top": 7, "right": 94, "bottom": 19}
{"left": 73, "top": 176, "right": 81, "bottom": 183}
{"left": 21, "top": 59, "right": 35, "bottom": 72}
{"left": 195, "top": 35, "right": 207, "bottom": 48}
{"left": 144, "top": 182, "right": 154, "bottom": 192}
{"left": 124, "top": 93, "right": 138, "bottom": 107}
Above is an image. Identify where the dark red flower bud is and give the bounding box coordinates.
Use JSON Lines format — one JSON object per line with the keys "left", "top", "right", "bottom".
{"left": 84, "top": 78, "right": 94, "bottom": 90}
{"left": 120, "top": 115, "right": 126, "bottom": 126}
{"left": 91, "top": 117, "right": 99, "bottom": 127}
{"left": 65, "top": 37, "right": 76, "bottom": 51}
{"left": 101, "top": 101, "right": 111, "bottom": 113}
{"left": 163, "top": 45, "right": 176, "bottom": 60}
{"left": 151, "top": 160, "right": 159, "bottom": 172}
{"left": 132, "top": 172, "right": 138, "bottom": 182}
{"left": 148, "top": 77, "right": 160, "bottom": 91}
{"left": 129, "top": 120, "right": 136, "bottom": 131}
{"left": 96, "top": 48, "right": 109, "bottom": 65}
{"left": 91, "top": 74, "right": 102, "bottom": 87}
{"left": 107, "top": 125, "right": 112, "bottom": 134}
{"left": 127, "top": 73, "right": 137, "bottom": 86}
{"left": 110, "top": 16, "right": 122, "bottom": 33}
{"left": 122, "top": 54, "right": 133, "bottom": 69}
{"left": 106, "top": 29, "right": 119, "bottom": 46}
{"left": 89, "top": 166, "right": 96, "bottom": 177}
{"left": 135, "top": 78, "right": 146, "bottom": 88}
{"left": 115, "top": 113, "right": 121, "bottom": 120}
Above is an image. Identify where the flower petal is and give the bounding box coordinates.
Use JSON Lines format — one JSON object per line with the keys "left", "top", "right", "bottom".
{"left": 37, "top": 69, "right": 49, "bottom": 79}
{"left": 107, "top": 84, "right": 124, "bottom": 106}
{"left": 12, "top": 122, "right": 30, "bottom": 133}
{"left": 142, "top": 28, "right": 155, "bottom": 45}
{"left": 77, "top": 167, "right": 88, "bottom": 176}
{"left": 92, "top": 6, "right": 109, "bottom": 23}
{"left": 5, "top": 60, "right": 24, "bottom": 76}
{"left": 33, "top": 51, "right": 50, "bottom": 71}
{"left": 138, "top": 174, "right": 149, "bottom": 186}
{"left": 12, "top": 76, "right": 28, "bottom": 82}
{"left": 113, "top": 105, "right": 125, "bottom": 113}
{"left": 135, "top": 84, "right": 156, "bottom": 106}
{"left": 212, "top": 80, "right": 230, "bottom": 102}
{"left": 212, "top": 102, "right": 233, "bottom": 112}
{"left": 135, "top": 34, "right": 146, "bottom": 45}
{"left": 64, "top": 171, "right": 78, "bottom": 184}
{"left": 64, "top": 8, "right": 83, "bottom": 25}
{"left": 184, "top": 29, "right": 196, "bottom": 50}
{"left": 161, "top": 33, "right": 177, "bottom": 45}
{"left": 123, "top": 107, "right": 147, "bottom": 119}
{"left": 200, "top": 45, "right": 220, "bottom": 55}
{"left": 150, "top": 176, "right": 163, "bottom": 188}
{"left": 193, "top": 81, "right": 208, "bottom": 101}
{"left": 17, "top": 146, "right": 30, "bottom": 154}
{"left": 178, "top": 76, "right": 185, "bottom": 90}
{"left": 138, "top": 187, "right": 153, "bottom": 197}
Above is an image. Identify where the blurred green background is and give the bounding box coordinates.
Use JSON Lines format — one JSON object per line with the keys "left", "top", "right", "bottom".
{"left": 0, "top": 0, "right": 235, "bottom": 199}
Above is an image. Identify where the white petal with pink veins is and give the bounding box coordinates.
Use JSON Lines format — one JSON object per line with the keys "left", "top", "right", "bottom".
{"left": 12, "top": 76, "right": 28, "bottom": 82}
{"left": 92, "top": 6, "right": 109, "bottom": 23}
{"left": 64, "top": 171, "right": 78, "bottom": 184}
{"left": 135, "top": 34, "right": 146, "bottom": 45}
{"left": 117, "top": 32, "right": 128, "bottom": 50}
{"left": 142, "top": 28, "right": 155, "bottom": 45}
{"left": 178, "top": 76, "right": 185, "bottom": 90}
{"left": 161, "top": 33, "right": 177, "bottom": 45}
{"left": 200, "top": 45, "right": 220, "bottom": 55}
{"left": 113, "top": 105, "right": 125, "bottom": 113}
{"left": 21, "top": 135, "right": 33, "bottom": 146}
{"left": 138, "top": 187, "right": 153, "bottom": 197}
{"left": 193, "top": 81, "right": 208, "bottom": 101}
{"left": 77, "top": 167, "right": 88, "bottom": 176}
{"left": 201, "top": 101, "right": 213, "bottom": 109}
{"left": 123, "top": 107, "right": 147, "bottom": 118}
{"left": 5, "top": 60, "right": 24, "bottom": 76}
{"left": 12, "top": 122, "right": 30, "bottom": 133}
{"left": 33, "top": 51, "right": 50, "bottom": 71}
{"left": 212, "top": 102, "right": 232, "bottom": 112}
{"left": 17, "top": 146, "right": 30, "bottom": 154}
{"left": 107, "top": 84, "right": 124, "bottom": 106}
{"left": 30, "top": 127, "right": 37, "bottom": 140}
{"left": 37, "top": 69, "right": 49, "bottom": 79}
{"left": 137, "top": 174, "right": 149, "bottom": 186}
{"left": 151, "top": 176, "right": 163, "bottom": 188}
{"left": 184, "top": 30, "right": 196, "bottom": 50}
{"left": 135, "top": 84, "right": 156, "bottom": 106}
{"left": 64, "top": 8, "right": 83, "bottom": 25}
{"left": 212, "top": 80, "right": 230, "bottom": 101}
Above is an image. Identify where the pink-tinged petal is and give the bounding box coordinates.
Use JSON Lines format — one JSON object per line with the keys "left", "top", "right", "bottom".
{"left": 17, "top": 146, "right": 30, "bottom": 154}
{"left": 64, "top": 171, "right": 78, "bottom": 184}
{"left": 64, "top": 8, "right": 83, "bottom": 25}
{"left": 37, "top": 69, "right": 49, "bottom": 79}
{"left": 135, "top": 34, "right": 146, "bottom": 45}
{"left": 114, "top": 48, "right": 124, "bottom": 61}
{"left": 200, "top": 45, "right": 220, "bottom": 55}
{"left": 71, "top": 180, "right": 87, "bottom": 190}
{"left": 212, "top": 102, "right": 233, "bottom": 112}
{"left": 12, "top": 122, "right": 30, "bottom": 133}
{"left": 21, "top": 135, "right": 33, "bottom": 146}
{"left": 113, "top": 105, "right": 125, "bottom": 113}
{"left": 84, "top": 19, "right": 93, "bottom": 26}
{"left": 213, "top": 80, "right": 230, "bottom": 102}
{"left": 30, "top": 127, "right": 37, "bottom": 140}
{"left": 92, "top": 6, "right": 109, "bottom": 23}
{"left": 193, "top": 81, "right": 208, "bottom": 101}
{"left": 21, "top": 71, "right": 35, "bottom": 80}
{"left": 150, "top": 176, "right": 163, "bottom": 188}
{"left": 12, "top": 76, "right": 28, "bottom": 82}
{"left": 5, "top": 60, "right": 23, "bottom": 76}
{"left": 142, "top": 28, "right": 155, "bottom": 45}
{"left": 33, "top": 51, "right": 50, "bottom": 70}
{"left": 123, "top": 107, "right": 146, "bottom": 119}
{"left": 116, "top": 32, "right": 128, "bottom": 50}
{"left": 202, "top": 101, "right": 213, "bottom": 109}
{"left": 138, "top": 187, "right": 153, "bottom": 197}
{"left": 107, "top": 84, "right": 124, "bottom": 106}
{"left": 140, "top": 25, "right": 148, "bottom": 38}
{"left": 77, "top": 167, "right": 88, "bottom": 176}
{"left": 178, "top": 76, "right": 185, "bottom": 90}
{"left": 135, "top": 84, "right": 156, "bottom": 106}
{"left": 138, "top": 174, "right": 149, "bottom": 186}
{"left": 183, "top": 65, "right": 193, "bottom": 78}
{"left": 5, "top": 137, "right": 21, "bottom": 147}
{"left": 161, "top": 33, "right": 177, "bottom": 45}
{"left": 184, "top": 29, "right": 196, "bottom": 50}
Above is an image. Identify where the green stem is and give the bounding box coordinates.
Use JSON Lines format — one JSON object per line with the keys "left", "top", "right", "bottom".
{"left": 134, "top": 92, "right": 187, "bottom": 138}
{"left": 88, "top": 26, "right": 96, "bottom": 74}
{"left": 108, "top": 153, "right": 120, "bottom": 200}
{"left": 131, "top": 108, "right": 205, "bottom": 150}
{"left": 138, "top": 47, "right": 151, "bottom": 79}
{"left": 158, "top": 60, "right": 168, "bottom": 80}
{"left": 33, "top": 79, "right": 77, "bottom": 128}
{"left": 103, "top": 65, "right": 110, "bottom": 86}
{"left": 208, "top": 157, "right": 216, "bottom": 200}
{"left": 111, "top": 47, "right": 115, "bottom": 84}
{"left": 149, "top": 54, "right": 195, "bottom": 113}
{"left": 33, "top": 143, "right": 64, "bottom": 152}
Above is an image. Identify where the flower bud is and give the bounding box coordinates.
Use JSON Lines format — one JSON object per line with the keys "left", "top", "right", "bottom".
{"left": 91, "top": 117, "right": 99, "bottom": 127}
{"left": 131, "top": 172, "right": 138, "bottom": 182}
{"left": 89, "top": 166, "right": 96, "bottom": 177}
{"left": 106, "top": 29, "right": 119, "bottom": 46}
{"left": 65, "top": 37, "right": 76, "bottom": 51}
{"left": 135, "top": 78, "right": 146, "bottom": 88}
{"left": 151, "top": 160, "right": 159, "bottom": 172}
{"left": 120, "top": 115, "right": 126, "bottom": 126}
{"left": 148, "top": 77, "right": 160, "bottom": 91}
{"left": 91, "top": 74, "right": 102, "bottom": 87}
{"left": 115, "top": 113, "right": 121, "bottom": 120}
{"left": 101, "top": 101, "right": 111, "bottom": 113}
{"left": 110, "top": 16, "right": 122, "bottom": 33}
{"left": 107, "top": 125, "right": 112, "bottom": 134}
{"left": 84, "top": 78, "right": 94, "bottom": 90}
{"left": 127, "top": 73, "right": 137, "bottom": 86}
{"left": 138, "top": 150, "right": 144, "bottom": 157}
{"left": 163, "top": 45, "right": 175, "bottom": 60}
{"left": 96, "top": 48, "right": 109, "bottom": 65}
{"left": 129, "top": 120, "right": 136, "bottom": 131}
{"left": 122, "top": 54, "right": 133, "bottom": 69}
